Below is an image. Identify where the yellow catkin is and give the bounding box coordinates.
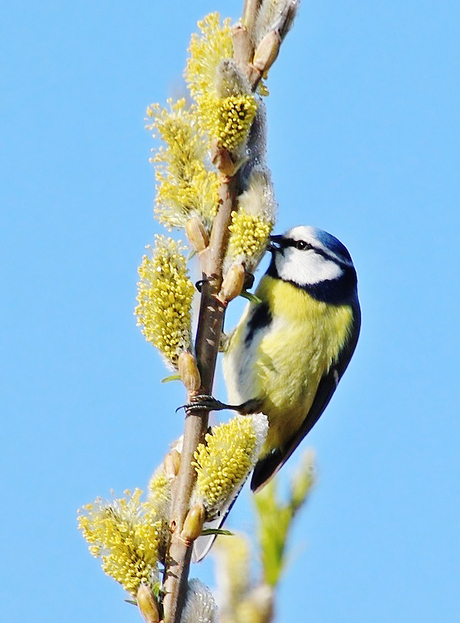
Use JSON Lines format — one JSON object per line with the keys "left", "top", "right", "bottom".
{"left": 78, "top": 489, "right": 161, "bottom": 596}
{"left": 135, "top": 236, "right": 195, "bottom": 368}
{"left": 215, "top": 534, "right": 251, "bottom": 600}
{"left": 186, "top": 13, "right": 256, "bottom": 152}
{"left": 185, "top": 13, "right": 233, "bottom": 101}
{"left": 201, "top": 94, "right": 258, "bottom": 151}
{"left": 146, "top": 100, "right": 218, "bottom": 229}
{"left": 193, "top": 415, "right": 267, "bottom": 514}
{"left": 147, "top": 467, "right": 171, "bottom": 517}
{"left": 228, "top": 211, "right": 273, "bottom": 263}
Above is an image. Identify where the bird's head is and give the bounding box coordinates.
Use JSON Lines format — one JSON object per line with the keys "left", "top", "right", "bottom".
{"left": 268, "top": 225, "right": 356, "bottom": 292}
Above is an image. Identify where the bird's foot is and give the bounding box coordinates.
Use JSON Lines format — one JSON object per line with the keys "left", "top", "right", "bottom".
{"left": 177, "top": 395, "right": 263, "bottom": 415}
{"left": 177, "top": 395, "right": 231, "bottom": 414}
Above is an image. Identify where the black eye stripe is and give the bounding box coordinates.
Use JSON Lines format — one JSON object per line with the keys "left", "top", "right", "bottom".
{"left": 284, "top": 237, "right": 349, "bottom": 266}
{"left": 285, "top": 238, "right": 315, "bottom": 252}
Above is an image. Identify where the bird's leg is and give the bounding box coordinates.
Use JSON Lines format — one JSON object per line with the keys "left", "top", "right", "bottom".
{"left": 178, "top": 395, "right": 263, "bottom": 415}
{"left": 233, "top": 397, "right": 264, "bottom": 414}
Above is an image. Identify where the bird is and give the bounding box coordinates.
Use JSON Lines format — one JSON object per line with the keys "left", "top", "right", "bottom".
{"left": 191, "top": 225, "right": 360, "bottom": 561}
{"left": 221, "top": 224, "right": 361, "bottom": 492}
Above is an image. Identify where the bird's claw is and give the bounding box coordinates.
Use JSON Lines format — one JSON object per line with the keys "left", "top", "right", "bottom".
{"left": 177, "top": 395, "right": 231, "bottom": 414}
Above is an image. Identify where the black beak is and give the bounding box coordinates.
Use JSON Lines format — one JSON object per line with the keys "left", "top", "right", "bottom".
{"left": 268, "top": 234, "right": 284, "bottom": 253}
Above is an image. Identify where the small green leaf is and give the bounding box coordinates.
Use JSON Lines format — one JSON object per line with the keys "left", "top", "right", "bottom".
{"left": 124, "top": 599, "right": 137, "bottom": 606}
{"left": 161, "top": 374, "right": 181, "bottom": 383}
{"left": 240, "top": 291, "right": 262, "bottom": 304}
{"left": 201, "top": 528, "right": 234, "bottom": 536}
{"left": 152, "top": 581, "right": 164, "bottom": 600}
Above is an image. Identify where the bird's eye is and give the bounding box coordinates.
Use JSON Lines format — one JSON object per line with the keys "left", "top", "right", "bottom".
{"left": 295, "top": 240, "right": 309, "bottom": 250}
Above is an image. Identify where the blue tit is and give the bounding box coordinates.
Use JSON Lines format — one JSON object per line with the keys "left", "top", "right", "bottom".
{"left": 222, "top": 225, "right": 361, "bottom": 492}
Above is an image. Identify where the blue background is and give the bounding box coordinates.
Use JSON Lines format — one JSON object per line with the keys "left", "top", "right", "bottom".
{"left": 2, "top": 1, "right": 459, "bottom": 621}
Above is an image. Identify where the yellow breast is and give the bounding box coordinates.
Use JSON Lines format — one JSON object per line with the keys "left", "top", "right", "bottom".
{"left": 224, "top": 275, "right": 354, "bottom": 452}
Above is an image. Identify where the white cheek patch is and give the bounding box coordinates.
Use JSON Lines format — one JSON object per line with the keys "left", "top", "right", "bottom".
{"left": 286, "top": 226, "right": 354, "bottom": 268}
{"left": 276, "top": 249, "right": 343, "bottom": 286}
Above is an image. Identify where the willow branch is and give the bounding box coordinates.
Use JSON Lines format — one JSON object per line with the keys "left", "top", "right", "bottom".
{"left": 162, "top": 172, "right": 239, "bottom": 623}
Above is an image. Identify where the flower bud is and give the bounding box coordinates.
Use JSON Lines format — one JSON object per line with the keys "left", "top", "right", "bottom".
{"left": 215, "top": 59, "right": 249, "bottom": 98}
{"left": 181, "top": 503, "right": 206, "bottom": 542}
{"left": 164, "top": 449, "right": 181, "bottom": 479}
{"left": 219, "top": 264, "right": 245, "bottom": 302}
{"left": 182, "top": 579, "right": 217, "bottom": 623}
{"left": 178, "top": 352, "right": 202, "bottom": 393}
{"left": 137, "top": 584, "right": 160, "bottom": 623}
{"left": 186, "top": 217, "right": 209, "bottom": 253}
{"left": 232, "top": 22, "right": 253, "bottom": 67}
{"left": 253, "top": 30, "right": 281, "bottom": 74}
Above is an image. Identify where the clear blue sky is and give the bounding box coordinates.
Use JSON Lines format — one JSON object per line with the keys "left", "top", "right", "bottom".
{"left": 2, "top": 1, "right": 460, "bottom": 621}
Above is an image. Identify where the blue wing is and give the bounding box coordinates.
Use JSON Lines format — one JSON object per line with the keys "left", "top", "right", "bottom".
{"left": 251, "top": 301, "right": 361, "bottom": 492}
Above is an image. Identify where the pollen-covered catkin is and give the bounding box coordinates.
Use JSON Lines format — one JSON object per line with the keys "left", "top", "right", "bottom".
{"left": 193, "top": 414, "right": 268, "bottom": 517}
{"left": 135, "top": 236, "right": 195, "bottom": 368}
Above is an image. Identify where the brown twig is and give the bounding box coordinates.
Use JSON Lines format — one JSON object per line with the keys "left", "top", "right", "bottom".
{"left": 162, "top": 172, "right": 239, "bottom": 623}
